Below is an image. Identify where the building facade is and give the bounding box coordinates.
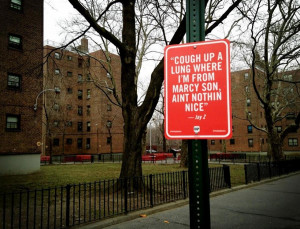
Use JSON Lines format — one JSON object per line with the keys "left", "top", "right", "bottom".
{"left": 0, "top": 0, "right": 43, "bottom": 174}
{"left": 208, "top": 69, "right": 300, "bottom": 153}
{"left": 43, "top": 38, "right": 124, "bottom": 156}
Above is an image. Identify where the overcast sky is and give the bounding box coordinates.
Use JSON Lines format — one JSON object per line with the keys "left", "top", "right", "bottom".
{"left": 44, "top": 0, "right": 77, "bottom": 43}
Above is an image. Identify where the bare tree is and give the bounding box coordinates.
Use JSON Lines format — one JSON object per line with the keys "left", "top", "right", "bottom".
{"left": 237, "top": 0, "right": 300, "bottom": 160}
{"left": 64, "top": 0, "right": 243, "bottom": 179}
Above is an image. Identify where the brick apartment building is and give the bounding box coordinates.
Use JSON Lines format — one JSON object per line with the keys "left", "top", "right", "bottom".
{"left": 208, "top": 69, "right": 300, "bottom": 153}
{"left": 0, "top": 0, "right": 43, "bottom": 174}
{"left": 43, "top": 38, "right": 124, "bottom": 156}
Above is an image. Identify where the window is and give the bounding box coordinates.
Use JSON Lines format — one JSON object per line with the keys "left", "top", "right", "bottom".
{"left": 6, "top": 114, "right": 20, "bottom": 131}
{"left": 67, "top": 104, "right": 72, "bottom": 110}
{"left": 245, "top": 86, "right": 249, "bottom": 93}
{"left": 55, "top": 69, "right": 60, "bottom": 75}
{"left": 106, "top": 120, "right": 112, "bottom": 128}
{"left": 67, "top": 55, "right": 72, "bottom": 61}
{"left": 77, "top": 122, "right": 83, "bottom": 132}
{"left": 78, "top": 90, "right": 83, "bottom": 100}
{"left": 54, "top": 87, "right": 60, "bottom": 93}
{"left": 276, "top": 126, "right": 282, "bottom": 133}
{"left": 86, "top": 74, "right": 91, "bottom": 81}
{"left": 261, "top": 138, "right": 264, "bottom": 144}
{"left": 107, "top": 104, "right": 112, "bottom": 111}
{"left": 87, "top": 89, "right": 91, "bottom": 99}
{"left": 244, "top": 73, "right": 249, "bottom": 80}
{"left": 86, "top": 138, "right": 91, "bottom": 149}
{"left": 211, "top": 140, "right": 215, "bottom": 145}
{"left": 230, "top": 139, "right": 235, "bottom": 145}
{"left": 283, "top": 75, "right": 293, "bottom": 81}
{"left": 54, "top": 52, "right": 61, "bottom": 59}
{"left": 78, "top": 106, "right": 83, "bottom": 115}
{"left": 67, "top": 88, "right": 73, "bottom": 94}
{"left": 87, "top": 105, "right": 91, "bottom": 115}
{"left": 77, "top": 138, "right": 83, "bottom": 149}
{"left": 248, "top": 139, "right": 254, "bottom": 147}
{"left": 107, "top": 137, "right": 112, "bottom": 145}
{"left": 67, "top": 71, "right": 73, "bottom": 77}
{"left": 7, "top": 73, "right": 21, "bottom": 89}
{"left": 66, "top": 121, "right": 72, "bottom": 127}
{"left": 78, "top": 74, "right": 83, "bottom": 82}
{"left": 8, "top": 34, "right": 22, "bottom": 49}
{"left": 66, "top": 138, "right": 72, "bottom": 145}
{"left": 247, "top": 125, "right": 253, "bottom": 133}
{"left": 53, "top": 103, "right": 59, "bottom": 111}
{"left": 87, "top": 121, "right": 91, "bottom": 132}
{"left": 246, "top": 98, "right": 251, "bottom": 106}
{"left": 78, "top": 57, "right": 83, "bottom": 68}
{"left": 53, "top": 138, "right": 59, "bottom": 146}
{"left": 10, "top": 0, "right": 22, "bottom": 10}
{"left": 286, "top": 113, "right": 296, "bottom": 120}
{"left": 288, "top": 138, "right": 298, "bottom": 146}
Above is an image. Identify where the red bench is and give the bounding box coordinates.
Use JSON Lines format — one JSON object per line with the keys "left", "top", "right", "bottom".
{"left": 75, "top": 155, "right": 91, "bottom": 162}
{"left": 40, "top": 156, "right": 50, "bottom": 163}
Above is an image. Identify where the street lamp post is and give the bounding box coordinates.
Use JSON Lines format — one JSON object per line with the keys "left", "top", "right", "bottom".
{"left": 34, "top": 88, "right": 61, "bottom": 163}
{"left": 33, "top": 88, "right": 61, "bottom": 111}
{"left": 95, "top": 124, "right": 99, "bottom": 155}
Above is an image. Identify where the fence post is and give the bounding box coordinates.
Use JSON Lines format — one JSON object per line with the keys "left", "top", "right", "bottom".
{"left": 124, "top": 178, "right": 128, "bottom": 213}
{"left": 182, "top": 171, "right": 187, "bottom": 199}
{"left": 66, "top": 185, "right": 71, "bottom": 227}
{"left": 269, "top": 161, "right": 272, "bottom": 179}
{"left": 149, "top": 174, "right": 154, "bottom": 207}
{"left": 223, "top": 165, "right": 231, "bottom": 188}
{"left": 244, "top": 164, "right": 248, "bottom": 184}
{"left": 257, "top": 163, "right": 261, "bottom": 181}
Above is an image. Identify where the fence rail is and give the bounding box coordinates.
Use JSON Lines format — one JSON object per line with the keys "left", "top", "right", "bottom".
{"left": 41, "top": 154, "right": 179, "bottom": 165}
{"left": 244, "top": 159, "right": 300, "bottom": 184}
{"left": 0, "top": 166, "right": 230, "bottom": 229}
{"left": 210, "top": 153, "right": 300, "bottom": 164}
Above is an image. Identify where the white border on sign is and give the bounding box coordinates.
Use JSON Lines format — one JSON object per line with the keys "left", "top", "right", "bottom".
{"left": 165, "top": 40, "right": 231, "bottom": 139}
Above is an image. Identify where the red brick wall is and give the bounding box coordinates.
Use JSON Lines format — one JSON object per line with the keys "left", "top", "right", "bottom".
{"left": 0, "top": 0, "right": 43, "bottom": 154}
{"left": 208, "top": 69, "right": 300, "bottom": 153}
{"left": 43, "top": 43, "right": 124, "bottom": 155}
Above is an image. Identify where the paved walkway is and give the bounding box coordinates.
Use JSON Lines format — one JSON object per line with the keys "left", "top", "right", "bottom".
{"left": 81, "top": 173, "right": 300, "bottom": 229}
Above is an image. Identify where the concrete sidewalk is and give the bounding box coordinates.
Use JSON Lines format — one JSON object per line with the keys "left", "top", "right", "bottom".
{"left": 80, "top": 173, "right": 300, "bottom": 229}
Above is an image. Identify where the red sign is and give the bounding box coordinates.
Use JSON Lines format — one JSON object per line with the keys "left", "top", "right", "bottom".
{"left": 164, "top": 39, "right": 232, "bottom": 139}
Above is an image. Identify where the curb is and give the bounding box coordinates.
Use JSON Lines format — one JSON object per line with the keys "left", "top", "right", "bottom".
{"left": 75, "top": 171, "right": 300, "bottom": 229}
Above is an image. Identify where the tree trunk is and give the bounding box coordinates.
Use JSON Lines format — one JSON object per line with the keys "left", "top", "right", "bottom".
{"left": 268, "top": 132, "right": 284, "bottom": 161}
{"left": 162, "top": 136, "right": 167, "bottom": 152}
{"left": 119, "top": 115, "right": 144, "bottom": 179}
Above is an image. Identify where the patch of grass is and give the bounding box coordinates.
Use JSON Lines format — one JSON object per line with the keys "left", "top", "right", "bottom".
{"left": 0, "top": 163, "right": 245, "bottom": 193}
{"left": 228, "top": 164, "right": 245, "bottom": 186}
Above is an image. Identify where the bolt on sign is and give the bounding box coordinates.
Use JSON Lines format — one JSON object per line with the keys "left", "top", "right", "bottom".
{"left": 164, "top": 39, "right": 232, "bottom": 139}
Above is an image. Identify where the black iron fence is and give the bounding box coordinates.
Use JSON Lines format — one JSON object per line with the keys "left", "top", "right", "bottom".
{"left": 44, "top": 154, "right": 123, "bottom": 164}
{"left": 244, "top": 159, "right": 300, "bottom": 184}
{"left": 0, "top": 166, "right": 230, "bottom": 229}
{"left": 42, "top": 154, "right": 178, "bottom": 165}
{"left": 210, "top": 153, "right": 300, "bottom": 164}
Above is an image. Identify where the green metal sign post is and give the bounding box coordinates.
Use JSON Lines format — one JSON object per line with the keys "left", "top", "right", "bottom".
{"left": 186, "top": 0, "right": 211, "bottom": 228}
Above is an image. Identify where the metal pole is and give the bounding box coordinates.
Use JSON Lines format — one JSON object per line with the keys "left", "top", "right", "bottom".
{"left": 186, "top": 0, "right": 211, "bottom": 228}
